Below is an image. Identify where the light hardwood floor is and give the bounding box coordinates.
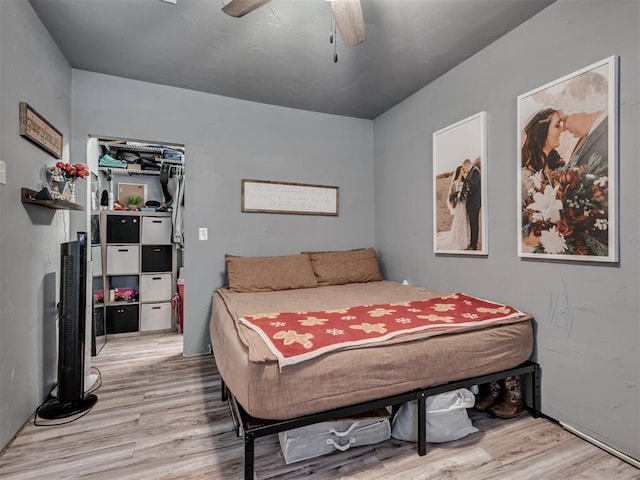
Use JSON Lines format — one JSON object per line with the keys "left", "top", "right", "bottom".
{"left": 1, "top": 333, "right": 638, "bottom": 480}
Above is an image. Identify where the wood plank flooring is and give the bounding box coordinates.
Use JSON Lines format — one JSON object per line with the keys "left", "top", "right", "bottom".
{"left": 1, "top": 333, "right": 638, "bottom": 479}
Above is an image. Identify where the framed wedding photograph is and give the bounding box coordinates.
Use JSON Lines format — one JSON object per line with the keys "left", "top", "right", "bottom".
{"left": 517, "top": 56, "right": 617, "bottom": 262}
{"left": 433, "top": 111, "right": 487, "bottom": 255}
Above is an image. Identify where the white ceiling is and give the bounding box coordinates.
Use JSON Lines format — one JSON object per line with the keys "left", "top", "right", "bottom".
{"left": 29, "top": 0, "right": 555, "bottom": 119}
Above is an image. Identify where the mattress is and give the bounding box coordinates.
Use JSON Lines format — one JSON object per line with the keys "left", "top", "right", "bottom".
{"left": 209, "top": 281, "right": 533, "bottom": 420}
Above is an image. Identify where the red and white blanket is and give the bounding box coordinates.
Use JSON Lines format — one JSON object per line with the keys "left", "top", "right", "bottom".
{"left": 238, "top": 293, "right": 526, "bottom": 369}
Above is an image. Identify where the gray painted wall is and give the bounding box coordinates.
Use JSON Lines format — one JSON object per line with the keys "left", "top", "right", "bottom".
{"left": 71, "top": 70, "right": 374, "bottom": 357}
{"left": 373, "top": 0, "right": 639, "bottom": 460}
{"left": 0, "top": 1, "right": 72, "bottom": 450}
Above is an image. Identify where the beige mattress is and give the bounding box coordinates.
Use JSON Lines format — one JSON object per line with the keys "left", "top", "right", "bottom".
{"left": 209, "top": 281, "right": 533, "bottom": 420}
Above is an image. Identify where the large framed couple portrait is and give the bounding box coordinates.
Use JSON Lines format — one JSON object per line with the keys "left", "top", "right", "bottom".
{"left": 517, "top": 56, "right": 618, "bottom": 262}
{"left": 433, "top": 111, "right": 487, "bottom": 255}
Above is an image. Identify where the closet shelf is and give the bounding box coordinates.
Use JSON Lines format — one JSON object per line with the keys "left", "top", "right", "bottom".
{"left": 21, "top": 188, "right": 84, "bottom": 211}
{"left": 99, "top": 167, "right": 161, "bottom": 176}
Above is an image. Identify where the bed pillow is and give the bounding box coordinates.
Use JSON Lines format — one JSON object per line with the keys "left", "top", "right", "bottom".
{"left": 305, "top": 247, "right": 383, "bottom": 286}
{"left": 226, "top": 254, "right": 318, "bottom": 293}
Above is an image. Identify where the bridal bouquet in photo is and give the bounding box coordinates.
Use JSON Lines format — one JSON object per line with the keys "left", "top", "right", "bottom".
{"left": 521, "top": 155, "right": 609, "bottom": 256}
{"left": 448, "top": 183, "right": 465, "bottom": 209}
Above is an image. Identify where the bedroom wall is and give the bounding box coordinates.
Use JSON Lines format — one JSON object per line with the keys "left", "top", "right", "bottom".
{"left": 373, "top": 0, "right": 639, "bottom": 461}
{"left": 0, "top": 1, "right": 72, "bottom": 451}
{"left": 71, "top": 71, "right": 374, "bottom": 356}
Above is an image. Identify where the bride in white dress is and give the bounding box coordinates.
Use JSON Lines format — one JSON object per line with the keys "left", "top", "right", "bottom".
{"left": 439, "top": 165, "right": 470, "bottom": 251}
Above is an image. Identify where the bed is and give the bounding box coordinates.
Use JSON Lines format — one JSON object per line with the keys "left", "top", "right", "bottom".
{"left": 209, "top": 249, "right": 540, "bottom": 479}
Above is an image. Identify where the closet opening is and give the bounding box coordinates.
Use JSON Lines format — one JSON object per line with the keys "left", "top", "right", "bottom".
{"left": 86, "top": 136, "right": 185, "bottom": 356}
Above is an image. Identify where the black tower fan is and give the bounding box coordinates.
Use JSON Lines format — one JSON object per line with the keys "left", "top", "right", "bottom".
{"left": 39, "top": 232, "right": 98, "bottom": 419}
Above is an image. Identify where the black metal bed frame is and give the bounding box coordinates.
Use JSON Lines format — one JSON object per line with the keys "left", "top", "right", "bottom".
{"left": 222, "top": 360, "right": 540, "bottom": 480}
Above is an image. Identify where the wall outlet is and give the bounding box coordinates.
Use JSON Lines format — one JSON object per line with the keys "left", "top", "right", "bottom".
{"left": 198, "top": 227, "right": 208, "bottom": 241}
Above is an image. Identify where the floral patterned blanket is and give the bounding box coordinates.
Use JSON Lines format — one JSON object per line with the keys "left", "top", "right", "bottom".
{"left": 238, "top": 293, "right": 526, "bottom": 368}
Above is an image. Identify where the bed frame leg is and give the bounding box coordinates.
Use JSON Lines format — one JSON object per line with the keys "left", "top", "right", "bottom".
{"left": 532, "top": 363, "right": 541, "bottom": 417}
{"left": 417, "top": 393, "right": 427, "bottom": 456}
{"left": 220, "top": 377, "right": 228, "bottom": 402}
{"left": 522, "top": 363, "right": 541, "bottom": 417}
{"left": 221, "top": 377, "right": 227, "bottom": 402}
{"left": 244, "top": 431, "right": 255, "bottom": 480}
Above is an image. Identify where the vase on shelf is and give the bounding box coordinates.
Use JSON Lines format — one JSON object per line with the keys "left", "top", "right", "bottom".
{"left": 63, "top": 180, "right": 76, "bottom": 202}
{"left": 69, "top": 181, "right": 76, "bottom": 203}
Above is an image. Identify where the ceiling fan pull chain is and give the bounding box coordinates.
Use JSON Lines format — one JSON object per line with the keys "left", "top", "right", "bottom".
{"left": 329, "top": 15, "right": 334, "bottom": 44}
{"left": 333, "top": 17, "right": 338, "bottom": 63}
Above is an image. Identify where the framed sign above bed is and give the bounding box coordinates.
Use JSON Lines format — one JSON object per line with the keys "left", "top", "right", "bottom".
{"left": 241, "top": 179, "right": 339, "bottom": 216}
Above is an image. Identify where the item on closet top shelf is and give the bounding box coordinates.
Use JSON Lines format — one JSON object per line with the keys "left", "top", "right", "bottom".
{"left": 391, "top": 388, "right": 478, "bottom": 443}
{"left": 116, "top": 151, "right": 140, "bottom": 163}
{"left": 93, "top": 290, "right": 104, "bottom": 303}
{"left": 162, "top": 149, "right": 184, "bottom": 162}
{"left": 99, "top": 154, "right": 127, "bottom": 168}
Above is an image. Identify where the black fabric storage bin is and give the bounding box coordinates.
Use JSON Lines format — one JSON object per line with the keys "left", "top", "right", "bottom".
{"left": 106, "top": 305, "right": 139, "bottom": 333}
{"left": 142, "top": 245, "right": 172, "bottom": 272}
{"left": 106, "top": 215, "right": 140, "bottom": 244}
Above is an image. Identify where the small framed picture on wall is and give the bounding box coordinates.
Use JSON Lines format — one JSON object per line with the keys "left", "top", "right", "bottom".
{"left": 433, "top": 111, "right": 487, "bottom": 255}
{"left": 517, "top": 56, "right": 618, "bottom": 262}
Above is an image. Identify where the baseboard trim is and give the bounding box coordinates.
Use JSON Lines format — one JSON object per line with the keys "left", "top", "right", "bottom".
{"left": 560, "top": 421, "right": 640, "bottom": 469}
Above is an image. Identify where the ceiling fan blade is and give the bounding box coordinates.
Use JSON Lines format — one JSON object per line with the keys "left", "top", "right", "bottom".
{"left": 330, "top": 0, "right": 366, "bottom": 47}
{"left": 222, "top": 0, "right": 272, "bottom": 18}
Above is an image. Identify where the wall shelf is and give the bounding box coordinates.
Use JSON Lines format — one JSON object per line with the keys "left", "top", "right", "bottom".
{"left": 21, "top": 187, "right": 84, "bottom": 211}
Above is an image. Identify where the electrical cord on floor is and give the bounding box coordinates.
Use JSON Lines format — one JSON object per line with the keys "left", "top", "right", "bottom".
{"left": 87, "top": 366, "right": 103, "bottom": 394}
{"left": 33, "top": 366, "right": 102, "bottom": 427}
{"left": 34, "top": 402, "right": 94, "bottom": 427}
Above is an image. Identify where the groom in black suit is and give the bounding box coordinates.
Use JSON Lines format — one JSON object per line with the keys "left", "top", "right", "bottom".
{"left": 462, "top": 159, "right": 481, "bottom": 251}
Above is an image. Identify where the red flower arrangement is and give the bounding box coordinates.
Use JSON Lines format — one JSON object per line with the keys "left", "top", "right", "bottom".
{"left": 50, "top": 161, "right": 90, "bottom": 181}
{"left": 47, "top": 162, "right": 90, "bottom": 201}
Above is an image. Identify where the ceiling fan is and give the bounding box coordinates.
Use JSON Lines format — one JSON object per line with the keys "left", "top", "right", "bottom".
{"left": 221, "top": 0, "right": 366, "bottom": 47}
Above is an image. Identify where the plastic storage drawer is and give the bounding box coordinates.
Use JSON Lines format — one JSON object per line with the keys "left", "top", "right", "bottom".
{"left": 141, "top": 217, "right": 172, "bottom": 244}
{"left": 107, "top": 245, "right": 140, "bottom": 275}
{"left": 106, "top": 215, "right": 140, "bottom": 244}
{"left": 140, "top": 273, "right": 172, "bottom": 302}
{"left": 106, "top": 305, "right": 139, "bottom": 334}
{"left": 141, "top": 245, "right": 172, "bottom": 272}
{"left": 140, "top": 302, "right": 172, "bottom": 331}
